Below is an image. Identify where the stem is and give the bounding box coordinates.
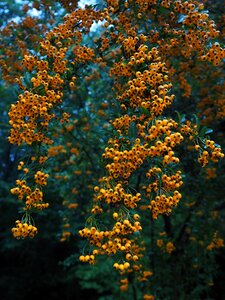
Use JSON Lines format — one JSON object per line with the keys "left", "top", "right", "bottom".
{"left": 163, "top": 215, "right": 173, "bottom": 238}
{"left": 150, "top": 215, "right": 155, "bottom": 273}
{"left": 131, "top": 279, "right": 138, "bottom": 300}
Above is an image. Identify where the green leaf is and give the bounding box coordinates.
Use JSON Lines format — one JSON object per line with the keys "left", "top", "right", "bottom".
{"left": 140, "top": 107, "right": 150, "bottom": 117}
{"left": 175, "top": 110, "right": 185, "bottom": 123}
{"left": 200, "top": 126, "right": 213, "bottom": 136}
{"left": 193, "top": 114, "right": 200, "bottom": 130}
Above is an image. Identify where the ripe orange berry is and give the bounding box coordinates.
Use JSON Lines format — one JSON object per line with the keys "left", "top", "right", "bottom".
{"left": 124, "top": 262, "right": 130, "bottom": 269}
{"left": 133, "top": 255, "right": 139, "bottom": 261}
{"left": 113, "top": 212, "right": 119, "bottom": 219}
{"left": 134, "top": 214, "right": 140, "bottom": 220}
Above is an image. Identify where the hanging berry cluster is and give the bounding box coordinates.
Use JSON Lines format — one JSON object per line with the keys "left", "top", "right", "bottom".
{"left": 77, "top": 0, "right": 224, "bottom": 294}
{"left": 7, "top": 5, "right": 104, "bottom": 237}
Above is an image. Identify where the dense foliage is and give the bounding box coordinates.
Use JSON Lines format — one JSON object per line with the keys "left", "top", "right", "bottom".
{"left": 0, "top": 0, "right": 225, "bottom": 299}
